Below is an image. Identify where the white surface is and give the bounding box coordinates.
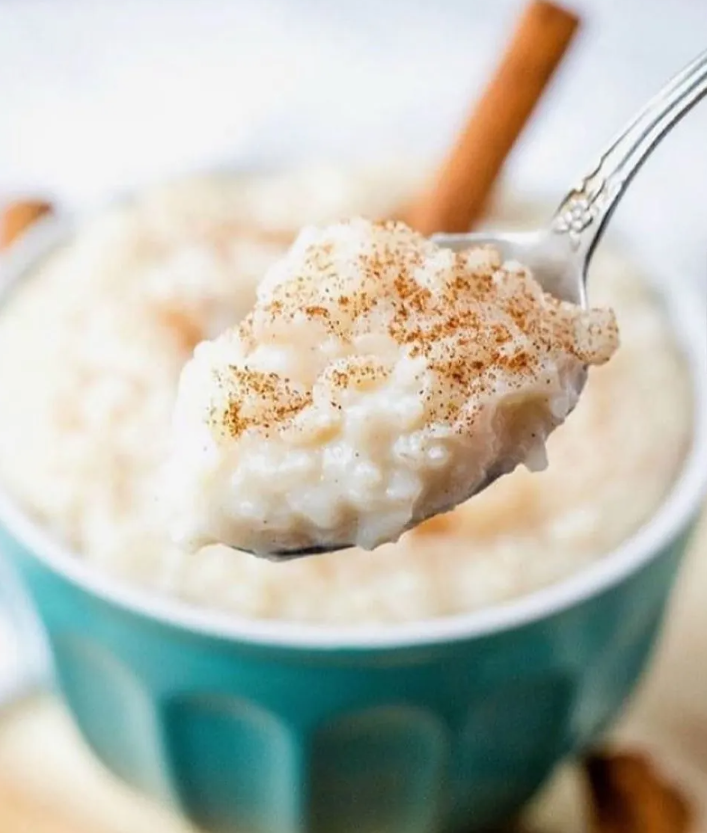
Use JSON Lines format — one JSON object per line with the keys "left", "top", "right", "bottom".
{"left": 0, "top": 0, "right": 706, "bottom": 284}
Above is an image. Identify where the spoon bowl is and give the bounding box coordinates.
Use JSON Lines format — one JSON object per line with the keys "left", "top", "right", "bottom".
{"left": 433, "top": 228, "right": 585, "bottom": 305}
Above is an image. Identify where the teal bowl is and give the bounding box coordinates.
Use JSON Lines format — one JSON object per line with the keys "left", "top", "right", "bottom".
{"left": 0, "top": 216, "right": 705, "bottom": 833}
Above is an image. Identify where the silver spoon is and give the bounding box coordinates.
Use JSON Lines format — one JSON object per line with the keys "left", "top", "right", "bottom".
{"left": 264, "top": 47, "right": 707, "bottom": 561}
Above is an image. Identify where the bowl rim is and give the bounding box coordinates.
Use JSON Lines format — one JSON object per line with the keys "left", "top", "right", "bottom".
{"left": 0, "top": 208, "right": 705, "bottom": 651}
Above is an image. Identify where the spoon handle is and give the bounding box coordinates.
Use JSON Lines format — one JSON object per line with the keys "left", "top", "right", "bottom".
{"left": 551, "top": 48, "right": 707, "bottom": 269}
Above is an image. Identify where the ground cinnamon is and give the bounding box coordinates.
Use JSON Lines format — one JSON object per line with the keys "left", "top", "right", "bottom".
{"left": 405, "top": 0, "right": 580, "bottom": 235}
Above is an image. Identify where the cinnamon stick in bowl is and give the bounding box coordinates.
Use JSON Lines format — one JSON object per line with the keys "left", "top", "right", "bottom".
{"left": 0, "top": 199, "right": 53, "bottom": 249}
{"left": 405, "top": 0, "right": 580, "bottom": 236}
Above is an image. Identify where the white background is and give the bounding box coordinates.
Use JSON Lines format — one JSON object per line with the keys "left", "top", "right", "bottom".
{"left": 0, "top": 0, "right": 707, "bottom": 287}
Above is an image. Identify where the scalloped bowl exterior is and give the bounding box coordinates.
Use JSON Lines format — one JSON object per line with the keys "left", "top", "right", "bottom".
{"left": 0, "top": 521, "right": 693, "bottom": 833}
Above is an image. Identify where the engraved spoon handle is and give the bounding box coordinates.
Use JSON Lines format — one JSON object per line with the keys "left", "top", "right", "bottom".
{"left": 552, "top": 48, "right": 707, "bottom": 271}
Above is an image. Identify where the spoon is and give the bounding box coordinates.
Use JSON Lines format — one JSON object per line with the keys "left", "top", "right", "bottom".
{"left": 435, "top": 48, "right": 707, "bottom": 307}
{"left": 264, "top": 47, "right": 707, "bottom": 561}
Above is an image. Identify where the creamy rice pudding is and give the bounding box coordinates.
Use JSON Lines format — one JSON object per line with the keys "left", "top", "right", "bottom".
{"left": 168, "top": 218, "right": 617, "bottom": 556}
{"left": 0, "top": 169, "right": 692, "bottom": 624}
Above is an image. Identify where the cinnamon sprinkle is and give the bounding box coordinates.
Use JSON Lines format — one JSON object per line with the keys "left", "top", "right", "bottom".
{"left": 213, "top": 368, "right": 312, "bottom": 438}
{"left": 203, "top": 218, "right": 618, "bottom": 440}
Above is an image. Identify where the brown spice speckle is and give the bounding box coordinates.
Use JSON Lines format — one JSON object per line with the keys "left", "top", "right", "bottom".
{"left": 204, "top": 218, "right": 618, "bottom": 439}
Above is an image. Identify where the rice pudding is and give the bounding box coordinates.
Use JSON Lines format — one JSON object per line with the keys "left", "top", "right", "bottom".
{"left": 168, "top": 218, "right": 618, "bottom": 556}
{"left": 0, "top": 169, "right": 692, "bottom": 624}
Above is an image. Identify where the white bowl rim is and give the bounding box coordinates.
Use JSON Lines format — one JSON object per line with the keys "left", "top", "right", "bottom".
{"left": 0, "top": 210, "right": 705, "bottom": 651}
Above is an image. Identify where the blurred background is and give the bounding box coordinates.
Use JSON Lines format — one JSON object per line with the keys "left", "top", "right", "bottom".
{"left": 1, "top": 0, "right": 707, "bottom": 285}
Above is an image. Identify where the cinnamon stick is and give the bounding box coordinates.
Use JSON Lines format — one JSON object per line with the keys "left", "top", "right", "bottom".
{"left": 0, "top": 199, "right": 53, "bottom": 249}
{"left": 405, "top": 0, "right": 579, "bottom": 235}
{"left": 583, "top": 751, "right": 692, "bottom": 833}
